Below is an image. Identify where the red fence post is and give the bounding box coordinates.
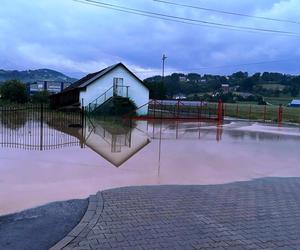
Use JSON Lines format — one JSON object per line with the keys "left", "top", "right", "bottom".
{"left": 263, "top": 105, "right": 267, "bottom": 122}
{"left": 177, "top": 100, "right": 180, "bottom": 119}
{"left": 278, "top": 104, "right": 283, "bottom": 126}
{"left": 216, "top": 124, "right": 223, "bottom": 142}
{"left": 217, "top": 99, "right": 223, "bottom": 123}
{"left": 249, "top": 105, "right": 252, "bottom": 120}
{"left": 153, "top": 99, "right": 157, "bottom": 119}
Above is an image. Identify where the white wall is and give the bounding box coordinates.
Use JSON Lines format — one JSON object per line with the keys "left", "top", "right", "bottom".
{"left": 79, "top": 65, "right": 149, "bottom": 115}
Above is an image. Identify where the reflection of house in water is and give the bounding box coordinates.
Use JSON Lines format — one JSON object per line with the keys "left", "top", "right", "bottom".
{"left": 0, "top": 105, "right": 150, "bottom": 167}
{"left": 84, "top": 119, "right": 150, "bottom": 167}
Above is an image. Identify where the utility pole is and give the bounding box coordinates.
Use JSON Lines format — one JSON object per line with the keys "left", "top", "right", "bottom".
{"left": 162, "top": 54, "right": 167, "bottom": 81}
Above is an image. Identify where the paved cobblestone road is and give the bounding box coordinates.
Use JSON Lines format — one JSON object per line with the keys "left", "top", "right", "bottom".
{"left": 62, "top": 178, "right": 300, "bottom": 249}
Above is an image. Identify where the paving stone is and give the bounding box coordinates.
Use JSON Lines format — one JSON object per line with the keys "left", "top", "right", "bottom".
{"left": 60, "top": 178, "right": 300, "bottom": 249}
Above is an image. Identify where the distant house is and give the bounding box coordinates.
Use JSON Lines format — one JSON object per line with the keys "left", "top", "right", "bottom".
{"left": 173, "top": 93, "right": 187, "bottom": 100}
{"left": 289, "top": 99, "right": 300, "bottom": 107}
{"left": 221, "top": 84, "right": 230, "bottom": 93}
{"left": 50, "top": 63, "right": 149, "bottom": 115}
{"left": 179, "top": 76, "right": 187, "bottom": 82}
{"left": 29, "top": 81, "right": 71, "bottom": 94}
{"left": 235, "top": 92, "right": 253, "bottom": 98}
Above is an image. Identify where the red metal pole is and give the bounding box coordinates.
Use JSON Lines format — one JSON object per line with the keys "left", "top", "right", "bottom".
{"left": 217, "top": 99, "right": 223, "bottom": 124}
{"left": 177, "top": 100, "right": 180, "bottom": 119}
{"left": 216, "top": 124, "right": 222, "bottom": 142}
{"left": 249, "top": 105, "right": 251, "bottom": 120}
{"left": 153, "top": 99, "right": 156, "bottom": 119}
{"left": 200, "top": 102, "right": 203, "bottom": 120}
{"left": 278, "top": 104, "right": 283, "bottom": 126}
{"left": 198, "top": 102, "right": 201, "bottom": 139}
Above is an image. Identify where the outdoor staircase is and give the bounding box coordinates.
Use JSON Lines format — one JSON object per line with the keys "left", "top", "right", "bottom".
{"left": 87, "top": 86, "right": 135, "bottom": 116}
{"left": 87, "top": 86, "right": 114, "bottom": 113}
{"left": 92, "top": 97, "right": 135, "bottom": 116}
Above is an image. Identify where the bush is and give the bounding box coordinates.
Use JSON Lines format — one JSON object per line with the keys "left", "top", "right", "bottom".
{"left": 0, "top": 80, "right": 29, "bottom": 103}
{"left": 31, "top": 90, "right": 50, "bottom": 104}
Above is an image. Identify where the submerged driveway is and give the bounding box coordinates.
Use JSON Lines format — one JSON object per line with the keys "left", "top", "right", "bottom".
{"left": 53, "top": 177, "right": 300, "bottom": 250}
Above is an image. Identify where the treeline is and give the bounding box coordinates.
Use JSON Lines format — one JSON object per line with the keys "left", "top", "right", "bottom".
{"left": 144, "top": 71, "right": 300, "bottom": 100}
{"left": 0, "top": 80, "right": 50, "bottom": 104}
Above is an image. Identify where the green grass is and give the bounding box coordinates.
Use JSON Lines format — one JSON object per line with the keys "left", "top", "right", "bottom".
{"left": 149, "top": 102, "right": 300, "bottom": 124}
{"left": 264, "top": 95, "right": 300, "bottom": 106}
{"left": 223, "top": 102, "right": 300, "bottom": 124}
{"left": 259, "top": 84, "right": 285, "bottom": 90}
{"left": 264, "top": 96, "right": 294, "bottom": 106}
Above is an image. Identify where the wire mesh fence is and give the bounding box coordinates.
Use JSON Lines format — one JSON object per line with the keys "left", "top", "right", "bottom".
{"left": 147, "top": 100, "right": 220, "bottom": 121}
{"left": 223, "top": 103, "right": 300, "bottom": 124}
{"left": 144, "top": 100, "right": 300, "bottom": 125}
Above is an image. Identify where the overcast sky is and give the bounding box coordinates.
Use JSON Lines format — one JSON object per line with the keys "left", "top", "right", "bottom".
{"left": 1, "top": 0, "right": 300, "bottom": 79}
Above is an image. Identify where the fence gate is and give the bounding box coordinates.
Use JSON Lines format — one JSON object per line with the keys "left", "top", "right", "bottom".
{"left": 0, "top": 105, "right": 84, "bottom": 150}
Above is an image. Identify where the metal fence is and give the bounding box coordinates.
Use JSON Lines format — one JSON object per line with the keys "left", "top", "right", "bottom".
{"left": 132, "top": 100, "right": 222, "bottom": 122}
{"left": 222, "top": 103, "right": 300, "bottom": 124}
{"left": 0, "top": 105, "right": 84, "bottom": 150}
{"left": 132, "top": 99, "right": 300, "bottom": 125}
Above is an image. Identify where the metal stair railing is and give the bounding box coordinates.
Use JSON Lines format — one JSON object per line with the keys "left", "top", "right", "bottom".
{"left": 87, "top": 85, "right": 130, "bottom": 112}
{"left": 87, "top": 86, "right": 114, "bottom": 112}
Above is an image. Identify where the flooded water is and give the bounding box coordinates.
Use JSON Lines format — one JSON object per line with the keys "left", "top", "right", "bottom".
{"left": 1, "top": 115, "right": 300, "bottom": 215}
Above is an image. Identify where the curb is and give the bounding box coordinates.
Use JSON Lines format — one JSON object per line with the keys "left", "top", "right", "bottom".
{"left": 49, "top": 192, "right": 104, "bottom": 250}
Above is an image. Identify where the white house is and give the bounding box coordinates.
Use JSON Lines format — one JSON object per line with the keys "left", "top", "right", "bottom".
{"left": 50, "top": 63, "right": 150, "bottom": 115}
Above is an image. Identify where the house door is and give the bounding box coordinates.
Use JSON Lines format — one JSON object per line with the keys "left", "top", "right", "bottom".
{"left": 113, "top": 78, "right": 124, "bottom": 97}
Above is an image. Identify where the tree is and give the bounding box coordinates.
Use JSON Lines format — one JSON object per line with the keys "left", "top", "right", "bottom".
{"left": 252, "top": 73, "right": 261, "bottom": 82}
{"left": 144, "top": 81, "right": 166, "bottom": 99}
{"left": 261, "top": 72, "right": 283, "bottom": 82}
{"left": 231, "top": 71, "right": 248, "bottom": 79}
{"left": 289, "top": 77, "right": 300, "bottom": 97}
{"left": 31, "top": 90, "right": 50, "bottom": 104}
{"left": 290, "top": 85, "right": 299, "bottom": 97}
{"left": 0, "top": 80, "right": 29, "bottom": 103}
{"left": 240, "top": 77, "right": 255, "bottom": 92}
{"left": 187, "top": 73, "right": 201, "bottom": 81}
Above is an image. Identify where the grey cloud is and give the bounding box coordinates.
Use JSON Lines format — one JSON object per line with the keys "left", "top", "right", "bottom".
{"left": 0, "top": 0, "right": 300, "bottom": 79}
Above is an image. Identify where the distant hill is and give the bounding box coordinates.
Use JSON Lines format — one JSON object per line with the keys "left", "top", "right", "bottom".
{"left": 0, "top": 69, "right": 77, "bottom": 84}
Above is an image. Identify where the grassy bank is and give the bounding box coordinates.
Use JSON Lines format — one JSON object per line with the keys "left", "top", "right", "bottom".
{"left": 264, "top": 96, "right": 300, "bottom": 106}
{"left": 222, "top": 103, "right": 300, "bottom": 123}
{"left": 149, "top": 101, "right": 300, "bottom": 124}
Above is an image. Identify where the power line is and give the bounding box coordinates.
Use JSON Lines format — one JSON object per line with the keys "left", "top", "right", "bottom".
{"left": 131, "top": 57, "right": 300, "bottom": 74}
{"left": 183, "top": 57, "right": 300, "bottom": 71}
{"left": 74, "top": 0, "right": 300, "bottom": 37}
{"left": 73, "top": 0, "right": 210, "bottom": 27}
{"left": 153, "top": 0, "right": 300, "bottom": 25}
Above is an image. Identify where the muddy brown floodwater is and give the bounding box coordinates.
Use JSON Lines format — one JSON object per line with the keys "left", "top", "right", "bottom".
{"left": 1, "top": 119, "right": 300, "bottom": 215}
